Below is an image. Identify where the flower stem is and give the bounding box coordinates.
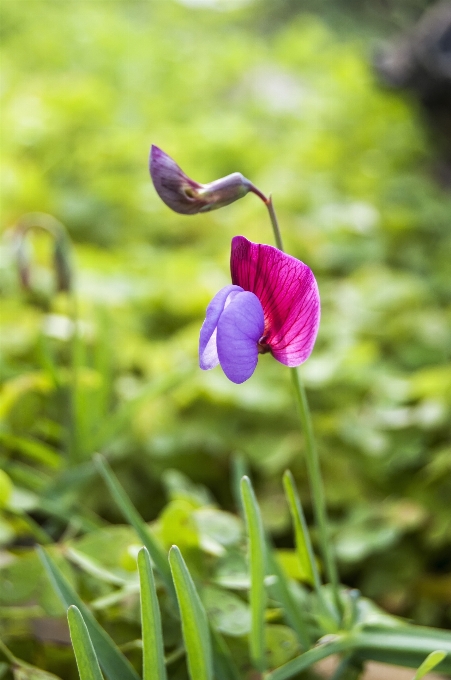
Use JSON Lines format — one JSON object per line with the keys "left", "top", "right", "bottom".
{"left": 260, "top": 191, "right": 342, "bottom": 618}
{"left": 265, "top": 195, "right": 284, "bottom": 251}
{"left": 291, "top": 367, "right": 341, "bottom": 616}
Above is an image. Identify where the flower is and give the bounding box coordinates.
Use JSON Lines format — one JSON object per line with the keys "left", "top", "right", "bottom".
{"left": 199, "top": 236, "right": 320, "bottom": 383}
{"left": 149, "top": 145, "right": 261, "bottom": 214}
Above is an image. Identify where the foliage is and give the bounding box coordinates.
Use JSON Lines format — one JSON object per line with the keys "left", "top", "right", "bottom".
{"left": 33, "top": 467, "right": 451, "bottom": 679}
{"left": 1, "top": 0, "right": 451, "bottom": 678}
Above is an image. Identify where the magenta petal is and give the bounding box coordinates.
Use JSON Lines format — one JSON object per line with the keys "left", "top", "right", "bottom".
{"left": 230, "top": 236, "right": 320, "bottom": 367}
{"left": 217, "top": 291, "right": 264, "bottom": 384}
{"left": 199, "top": 285, "right": 244, "bottom": 370}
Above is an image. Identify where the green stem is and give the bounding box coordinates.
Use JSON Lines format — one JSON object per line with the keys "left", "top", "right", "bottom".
{"left": 260, "top": 191, "right": 341, "bottom": 617}
{"left": 265, "top": 195, "right": 284, "bottom": 251}
{"left": 291, "top": 368, "right": 340, "bottom": 615}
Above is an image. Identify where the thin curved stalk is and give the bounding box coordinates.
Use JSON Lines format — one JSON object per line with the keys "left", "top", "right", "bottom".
{"left": 258, "top": 193, "right": 341, "bottom": 616}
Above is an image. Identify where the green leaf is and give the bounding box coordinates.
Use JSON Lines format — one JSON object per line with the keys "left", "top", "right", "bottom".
{"left": 0, "top": 432, "right": 61, "bottom": 469}
{"left": 201, "top": 585, "right": 251, "bottom": 637}
{"left": 137, "top": 547, "right": 167, "bottom": 680}
{"left": 231, "top": 454, "right": 248, "bottom": 517}
{"left": 265, "top": 625, "right": 300, "bottom": 669}
{"left": 240, "top": 476, "right": 267, "bottom": 672}
{"left": 37, "top": 547, "right": 140, "bottom": 680}
{"left": 265, "top": 625, "right": 451, "bottom": 680}
{"left": 65, "top": 547, "right": 136, "bottom": 586}
{"left": 12, "top": 666, "right": 62, "bottom": 680}
{"left": 266, "top": 548, "right": 311, "bottom": 650}
{"left": 194, "top": 508, "right": 243, "bottom": 550}
{"left": 0, "top": 640, "right": 62, "bottom": 680}
{"left": 94, "top": 454, "right": 175, "bottom": 600}
{"left": 413, "top": 650, "right": 447, "bottom": 679}
{"left": 0, "top": 469, "right": 13, "bottom": 508}
{"left": 169, "top": 545, "right": 213, "bottom": 680}
{"left": 353, "top": 626, "right": 451, "bottom": 672}
{"left": 266, "top": 637, "right": 353, "bottom": 680}
{"left": 67, "top": 606, "right": 104, "bottom": 680}
{"left": 160, "top": 500, "right": 199, "bottom": 550}
{"left": 282, "top": 470, "right": 318, "bottom": 588}
{"left": 210, "top": 628, "right": 241, "bottom": 680}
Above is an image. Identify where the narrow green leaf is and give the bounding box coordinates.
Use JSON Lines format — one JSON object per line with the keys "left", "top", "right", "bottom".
{"left": 268, "top": 627, "right": 451, "bottom": 679}
{"left": 0, "top": 432, "right": 61, "bottom": 469}
{"left": 266, "top": 547, "right": 311, "bottom": 650}
{"left": 231, "top": 454, "right": 248, "bottom": 517}
{"left": 240, "top": 476, "right": 266, "bottom": 672}
{"left": 266, "top": 637, "right": 354, "bottom": 680}
{"left": 94, "top": 455, "right": 175, "bottom": 600}
{"left": 67, "top": 606, "right": 104, "bottom": 680}
{"left": 12, "top": 665, "right": 62, "bottom": 679}
{"left": 37, "top": 547, "right": 140, "bottom": 680}
{"left": 169, "top": 545, "right": 213, "bottom": 680}
{"left": 353, "top": 626, "right": 451, "bottom": 672}
{"left": 137, "top": 548, "right": 167, "bottom": 680}
{"left": 210, "top": 628, "right": 241, "bottom": 680}
{"left": 413, "top": 650, "right": 447, "bottom": 680}
{"left": 0, "top": 632, "right": 63, "bottom": 678}
{"left": 283, "top": 470, "right": 318, "bottom": 589}
{"left": 65, "top": 547, "right": 134, "bottom": 586}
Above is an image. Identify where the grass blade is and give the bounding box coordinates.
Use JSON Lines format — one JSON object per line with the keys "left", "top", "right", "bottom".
{"left": 266, "top": 637, "right": 354, "bottom": 680}
{"left": 169, "top": 545, "right": 213, "bottom": 680}
{"left": 240, "top": 476, "right": 266, "bottom": 672}
{"left": 353, "top": 627, "right": 451, "bottom": 672}
{"left": 67, "top": 605, "right": 104, "bottom": 680}
{"left": 211, "top": 628, "right": 241, "bottom": 680}
{"left": 283, "top": 470, "right": 319, "bottom": 590}
{"left": 413, "top": 650, "right": 447, "bottom": 680}
{"left": 95, "top": 454, "right": 175, "bottom": 600}
{"left": 137, "top": 547, "right": 167, "bottom": 680}
{"left": 37, "top": 546, "right": 140, "bottom": 680}
{"left": 231, "top": 454, "right": 248, "bottom": 517}
{"left": 413, "top": 649, "right": 446, "bottom": 680}
{"left": 268, "top": 626, "right": 451, "bottom": 680}
{"left": 267, "top": 547, "right": 311, "bottom": 650}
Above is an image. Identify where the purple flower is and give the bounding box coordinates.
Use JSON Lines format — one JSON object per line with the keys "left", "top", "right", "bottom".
{"left": 149, "top": 146, "right": 257, "bottom": 214}
{"left": 199, "top": 236, "right": 320, "bottom": 384}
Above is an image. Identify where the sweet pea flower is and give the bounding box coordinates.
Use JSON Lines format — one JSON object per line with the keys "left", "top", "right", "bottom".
{"left": 149, "top": 145, "right": 265, "bottom": 214}
{"left": 199, "top": 236, "right": 320, "bottom": 384}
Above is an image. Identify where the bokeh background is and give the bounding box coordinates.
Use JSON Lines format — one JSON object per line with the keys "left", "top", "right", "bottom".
{"left": 1, "top": 1, "right": 451, "bottom": 678}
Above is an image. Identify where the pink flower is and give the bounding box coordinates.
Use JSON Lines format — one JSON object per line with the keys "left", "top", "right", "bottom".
{"left": 199, "top": 236, "right": 320, "bottom": 383}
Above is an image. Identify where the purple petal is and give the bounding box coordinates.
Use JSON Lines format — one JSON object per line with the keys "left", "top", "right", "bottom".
{"left": 199, "top": 285, "right": 244, "bottom": 370}
{"left": 149, "top": 146, "right": 254, "bottom": 215}
{"left": 230, "top": 236, "right": 320, "bottom": 367}
{"left": 149, "top": 145, "right": 204, "bottom": 215}
{"left": 217, "top": 291, "right": 264, "bottom": 384}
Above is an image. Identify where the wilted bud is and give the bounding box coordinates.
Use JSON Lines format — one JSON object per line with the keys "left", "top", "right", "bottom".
{"left": 13, "top": 213, "right": 74, "bottom": 296}
{"left": 149, "top": 145, "right": 263, "bottom": 214}
{"left": 15, "top": 234, "right": 32, "bottom": 290}
{"left": 53, "top": 232, "right": 73, "bottom": 292}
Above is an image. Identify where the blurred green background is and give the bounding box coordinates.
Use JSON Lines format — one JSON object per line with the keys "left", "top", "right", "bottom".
{"left": 1, "top": 0, "right": 451, "bottom": 677}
